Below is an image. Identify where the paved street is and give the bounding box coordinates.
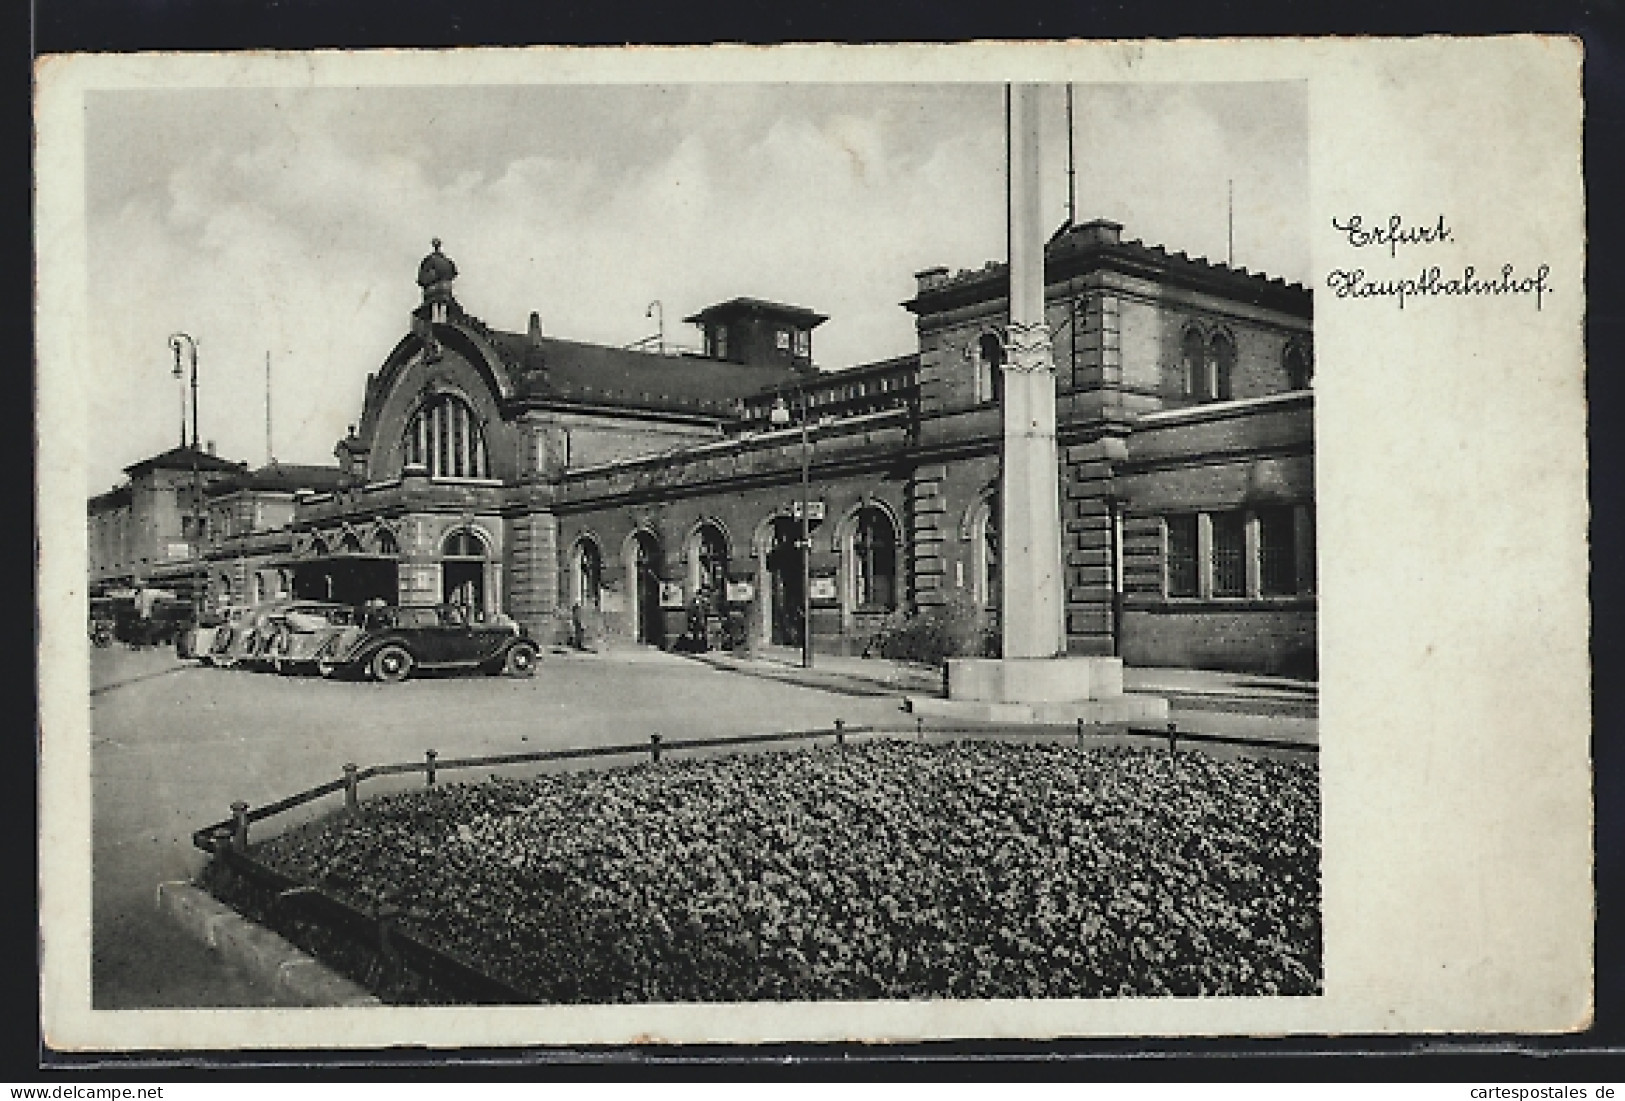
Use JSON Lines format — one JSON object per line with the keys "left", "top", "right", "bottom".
{"left": 90, "top": 643, "right": 1316, "bottom": 1007}
{"left": 89, "top": 644, "right": 913, "bottom": 1007}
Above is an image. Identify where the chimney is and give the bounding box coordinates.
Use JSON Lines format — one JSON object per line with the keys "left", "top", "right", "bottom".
{"left": 206, "top": 440, "right": 216, "bottom": 456}
{"left": 913, "top": 266, "right": 950, "bottom": 295}
{"left": 528, "top": 311, "right": 543, "bottom": 346}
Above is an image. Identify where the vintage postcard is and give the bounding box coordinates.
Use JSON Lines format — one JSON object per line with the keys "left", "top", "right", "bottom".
{"left": 36, "top": 38, "right": 1590, "bottom": 1050}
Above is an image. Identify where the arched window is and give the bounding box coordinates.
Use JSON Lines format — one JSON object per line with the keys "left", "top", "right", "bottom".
{"left": 981, "top": 508, "right": 1000, "bottom": 610}
{"left": 1285, "top": 341, "right": 1313, "bottom": 390}
{"left": 690, "top": 523, "right": 729, "bottom": 596}
{"left": 851, "top": 507, "right": 897, "bottom": 611}
{"left": 404, "top": 394, "right": 489, "bottom": 479}
{"left": 976, "top": 332, "right": 1005, "bottom": 404}
{"left": 374, "top": 528, "right": 399, "bottom": 556}
{"left": 1180, "top": 326, "right": 1205, "bottom": 398}
{"left": 339, "top": 531, "right": 364, "bottom": 554}
{"left": 442, "top": 528, "right": 486, "bottom": 559}
{"left": 572, "top": 539, "right": 603, "bottom": 609}
{"left": 1207, "top": 331, "right": 1236, "bottom": 401}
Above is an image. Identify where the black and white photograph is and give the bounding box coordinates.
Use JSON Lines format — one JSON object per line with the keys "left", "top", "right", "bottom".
{"left": 37, "top": 40, "right": 1590, "bottom": 1048}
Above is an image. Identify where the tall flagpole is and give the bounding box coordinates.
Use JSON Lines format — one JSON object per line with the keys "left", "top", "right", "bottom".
{"left": 1227, "top": 178, "right": 1235, "bottom": 266}
{"left": 265, "top": 350, "right": 274, "bottom": 464}
{"left": 1066, "top": 84, "right": 1076, "bottom": 227}
{"left": 1000, "top": 83, "right": 1067, "bottom": 660}
{"left": 920, "top": 82, "right": 1168, "bottom": 728}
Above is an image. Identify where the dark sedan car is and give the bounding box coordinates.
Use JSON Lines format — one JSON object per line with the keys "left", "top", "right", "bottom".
{"left": 313, "top": 604, "right": 538, "bottom": 683}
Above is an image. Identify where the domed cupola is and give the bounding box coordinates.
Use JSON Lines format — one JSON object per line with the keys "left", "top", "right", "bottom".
{"left": 416, "top": 237, "right": 459, "bottom": 324}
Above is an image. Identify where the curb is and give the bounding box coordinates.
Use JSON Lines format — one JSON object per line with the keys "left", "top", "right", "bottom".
{"left": 156, "top": 880, "right": 382, "bottom": 1007}
{"left": 685, "top": 653, "right": 937, "bottom": 698}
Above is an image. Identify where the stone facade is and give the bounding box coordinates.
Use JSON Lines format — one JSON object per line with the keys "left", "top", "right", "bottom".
{"left": 120, "top": 226, "right": 1315, "bottom": 674}
{"left": 88, "top": 445, "right": 248, "bottom": 597}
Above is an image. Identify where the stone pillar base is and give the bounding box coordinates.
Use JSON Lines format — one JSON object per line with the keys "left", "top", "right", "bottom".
{"left": 946, "top": 655, "right": 1124, "bottom": 702}
{"left": 903, "top": 655, "right": 1168, "bottom": 727}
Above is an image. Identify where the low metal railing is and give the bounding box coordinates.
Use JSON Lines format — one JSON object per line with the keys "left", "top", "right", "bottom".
{"left": 192, "top": 716, "right": 1312, "bottom": 855}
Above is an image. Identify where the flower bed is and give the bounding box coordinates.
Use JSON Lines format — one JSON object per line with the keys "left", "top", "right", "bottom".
{"left": 229, "top": 741, "right": 1320, "bottom": 1003}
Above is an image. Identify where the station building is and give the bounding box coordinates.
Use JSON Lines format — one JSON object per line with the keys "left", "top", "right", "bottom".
{"left": 259, "top": 224, "right": 1316, "bottom": 674}
{"left": 94, "top": 224, "right": 1313, "bottom": 673}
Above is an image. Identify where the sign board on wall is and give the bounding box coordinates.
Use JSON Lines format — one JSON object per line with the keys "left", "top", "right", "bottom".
{"left": 659, "top": 581, "right": 685, "bottom": 609}
{"left": 789, "top": 500, "right": 826, "bottom": 521}
{"left": 809, "top": 576, "right": 838, "bottom": 603}
{"left": 725, "top": 580, "right": 755, "bottom": 603}
{"left": 398, "top": 564, "right": 440, "bottom": 595}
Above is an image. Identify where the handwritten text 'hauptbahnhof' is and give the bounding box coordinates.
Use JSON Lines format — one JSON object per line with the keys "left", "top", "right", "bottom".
{"left": 1325, "top": 214, "right": 1553, "bottom": 311}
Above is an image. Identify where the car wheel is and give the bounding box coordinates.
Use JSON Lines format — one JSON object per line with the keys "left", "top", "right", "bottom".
{"left": 502, "top": 642, "right": 538, "bottom": 678}
{"left": 370, "top": 644, "right": 414, "bottom": 684}
{"left": 316, "top": 658, "right": 339, "bottom": 679}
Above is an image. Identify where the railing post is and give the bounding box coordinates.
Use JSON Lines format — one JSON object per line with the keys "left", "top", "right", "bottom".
{"left": 230, "top": 801, "right": 249, "bottom": 852}
{"left": 343, "top": 763, "right": 359, "bottom": 812}
{"left": 377, "top": 904, "right": 401, "bottom": 965}
{"left": 1166, "top": 722, "right": 1178, "bottom": 753}
{"left": 834, "top": 718, "right": 845, "bottom": 747}
{"left": 1076, "top": 717, "right": 1085, "bottom": 747}
{"left": 649, "top": 733, "right": 662, "bottom": 764}
{"left": 425, "top": 749, "right": 438, "bottom": 787}
{"left": 916, "top": 715, "right": 925, "bottom": 741}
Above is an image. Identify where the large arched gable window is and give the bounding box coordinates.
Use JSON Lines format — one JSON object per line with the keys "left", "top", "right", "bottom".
{"left": 850, "top": 506, "right": 898, "bottom": 611}
{"left": 404, "top": 393, "right": 489, "bottom": 479}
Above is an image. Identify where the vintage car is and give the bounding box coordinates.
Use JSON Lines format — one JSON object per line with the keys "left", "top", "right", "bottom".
{"left": 208, "top": 601, "right": 293, "bottom": 668}
{"left": 313, "top": 603, "right": 537, "bottom": 683}
{"left": 89, "top": 596, "right": 118, "bottom": 649}
{"left": 107, "top": 589, "right": 194, "bottom": 649}
{"left": 262, "top": 602, "right": 358, "bottom": 674}
{"left": 176, "top": 607, "right": 229, "bottom": 660}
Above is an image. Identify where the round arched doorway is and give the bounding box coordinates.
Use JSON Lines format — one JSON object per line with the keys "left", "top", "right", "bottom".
{"left": 571, "top": 537, "right": 603, "bottom": 610}
{"left": 441, "top": 527, "right": 488, "bottom": 611}
{"left": 626, "top": 530, "right": 663, "bottom": 645}
{"left": 765, "top": 516, "right": 805, "bottom": 647}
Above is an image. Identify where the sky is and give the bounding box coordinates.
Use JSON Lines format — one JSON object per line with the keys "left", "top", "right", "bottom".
{"left": 84, "top": 81, "right": 1306, "bottom": 492}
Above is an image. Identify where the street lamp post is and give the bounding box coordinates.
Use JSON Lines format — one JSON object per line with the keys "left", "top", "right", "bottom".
{"left": 646, "top": 300, "right": 665, "bottom": 356}
{"left": 770, "top": 391, "right": 814, "bottom": 668}
{"left": 169, "top": 332, "right": 201, "bottom": 617}
{"left": 170, "top": 332, "right": 199, "bottom": 450}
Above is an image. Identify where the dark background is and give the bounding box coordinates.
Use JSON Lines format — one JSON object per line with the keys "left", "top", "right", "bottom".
{"left": 21, "top": 0, "right": 1625, "bottom": 1080}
